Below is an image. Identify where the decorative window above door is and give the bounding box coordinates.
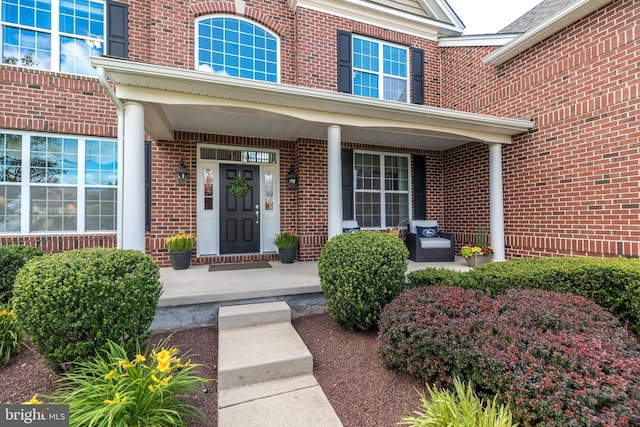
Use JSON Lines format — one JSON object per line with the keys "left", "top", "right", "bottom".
{"left": 195, "top": 15, "right": 279, "bottom": 83}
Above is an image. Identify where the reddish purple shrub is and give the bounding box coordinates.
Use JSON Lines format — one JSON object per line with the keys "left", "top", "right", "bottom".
{"left": 379, "top": 286, "right": 640, "bottom": 426}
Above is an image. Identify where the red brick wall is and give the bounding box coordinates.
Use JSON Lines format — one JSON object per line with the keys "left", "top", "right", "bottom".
{"left": 440, "top": 0, "right": 640, "bottom": 258}
{"left": 0, "top": 66, "right": 118, "bottom": 252}
{"left": 293, "top": 7, "right": 440, "bottom": 105}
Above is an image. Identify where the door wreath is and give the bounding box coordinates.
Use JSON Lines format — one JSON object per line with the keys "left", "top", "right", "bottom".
{"left": 229, "top": 176, "right": 250, "bottom": 197}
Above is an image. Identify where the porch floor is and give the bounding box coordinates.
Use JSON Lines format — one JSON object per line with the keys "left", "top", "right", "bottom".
{"left": 152, "top": 256, "right": 471, "bottom": 331}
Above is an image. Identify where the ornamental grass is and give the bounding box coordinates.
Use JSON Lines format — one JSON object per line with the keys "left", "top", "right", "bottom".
{"left": 48, "top": 338, "right": 209, "bottom": 427}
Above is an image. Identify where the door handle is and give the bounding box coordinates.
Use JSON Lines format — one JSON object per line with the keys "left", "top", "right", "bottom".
{"left": 255, "top": 204, "right": 260, "bottom": 224}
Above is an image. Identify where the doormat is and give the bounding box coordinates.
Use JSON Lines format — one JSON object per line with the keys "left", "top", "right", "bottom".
{"left": 208, "top": 262, "right": 272, "bottom": 272}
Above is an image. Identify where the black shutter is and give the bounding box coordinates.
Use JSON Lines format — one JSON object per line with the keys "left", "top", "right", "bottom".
{"left": 413, "top": 155, "right": 426, "bottom": 220}
{"left": 341, "top": 149, "right": 354, "bottom": 220}
{"left": 107, "top": 0, "right": 128, "bottom": 58}
{"left": 411, "top": 48, "right": 424, "bottom": 105}
{"left": 337, "top": 31, "right": 352, "bottom": 94}
{"left": 144, "top": 140, "right": 151, "bottom": 232}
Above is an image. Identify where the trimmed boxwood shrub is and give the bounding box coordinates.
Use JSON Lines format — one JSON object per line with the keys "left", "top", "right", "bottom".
{"left": 406, "top": 267, "right": 471, "bottom": 289}
{"left": 379, "top": 286, "right": 640, "bottom": 426}
{"left": 467, "top": 257, "right": 640, "bottom": 335}
{"left": 0, "top": 245, "right": 43, "bottom": 303}
{"left": 319, "top": 231, "right": 408, "bottom": 331}
{"left": 12, "top": 248, "right": 162, "bottom": 372}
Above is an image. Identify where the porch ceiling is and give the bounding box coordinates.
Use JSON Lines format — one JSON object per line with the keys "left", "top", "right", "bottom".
{"left": 93, "top": 56, "right": 534, "bottom": 150}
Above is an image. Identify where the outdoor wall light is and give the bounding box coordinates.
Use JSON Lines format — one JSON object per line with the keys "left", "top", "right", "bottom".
{"left": 176, "top": 160, "right": 188, "bottom": 184}
{"left": 287, "top": 166, "right": 298, "bottom": 188}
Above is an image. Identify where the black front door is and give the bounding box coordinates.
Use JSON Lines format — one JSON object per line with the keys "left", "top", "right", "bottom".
{"left": 220, "top": 164, "right": 260, "bottom": 254}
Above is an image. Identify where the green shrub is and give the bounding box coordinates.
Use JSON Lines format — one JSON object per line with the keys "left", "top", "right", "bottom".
{"left": 318, "top": 231, "right": 408, "bottom": 331}
{"left": 12, "top": 248, "right": 162, "bottom": 372}
{"left": 399, "top": 377, "right": 518, "bottom": 427}
{"left": 0, "top": 245, "right": 43, "bottom": 303}
{"left": 49, "top": 338, "right": 209, "bottom": 427}
{"left": 380, "top": 286, "right": 640, "bottom": 426}
{"left": 467, "top": 257, "right": 640, "bottom": 335}
{"left": 407, "top": 267, "right": 471, "bottom": 289}
{"left": 0, "top": 303, "right": 21, "bottom": 368}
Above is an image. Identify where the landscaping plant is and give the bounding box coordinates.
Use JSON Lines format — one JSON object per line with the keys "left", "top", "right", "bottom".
{"left": 49, "top": 338, "right": 209, "bottom": 427}
{"left": 319, "top": 231, "right": 408, "bottom": 331}
{"left": 467, "top": 256, "right": 640, "bottom": 335}
{"left": 399, "top": 376, "right": 517, "bottom": 427}
{"left": 12, "top": 248, "right": 162, "bottom": 372}
{"left": 0, "top": 244, "right": 43, "bottom": 303}
{"left": 0, "top": 303, "right": 21, "bottom": 368}
{"left": 380, "top": 285, "right": 640, "bottom": 426}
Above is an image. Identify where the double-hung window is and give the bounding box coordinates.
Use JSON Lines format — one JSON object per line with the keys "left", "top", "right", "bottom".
{"left": 196, "top": 15, "right": 279, "bottom": 82}
{"left": 1, "top": 0, "right": 105, "bottom": 75}
{"left": 0, "top": 131, "right": 117, "bottom": 233}
{"left": 352, "top": 35, "right": 408, "bottom": 102}
{"left": 354, "top": 151, "right": 410, "bottom": 228}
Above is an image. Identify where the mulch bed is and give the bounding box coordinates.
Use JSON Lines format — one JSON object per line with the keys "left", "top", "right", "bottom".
{"left": 0, "top": 313, "right": 422, "bottom": 426}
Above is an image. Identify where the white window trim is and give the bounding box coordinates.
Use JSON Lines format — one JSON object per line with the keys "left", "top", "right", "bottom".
{"left": 354, "top": 150, "right": 411, "bottom": 229}
{"left": 0, "top": 0, "right": 105, "bottom": 75}
{"left": 193, "top": 14, "right": 281, "bottom": 83}
{"left": 1, "top": 130, "right": 117, "bottom": 235}
{"left": 352, "top": 34, "right": 409, "bottom": 103}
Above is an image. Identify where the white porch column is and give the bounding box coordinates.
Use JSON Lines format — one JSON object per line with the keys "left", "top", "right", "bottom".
{"left": 489, "top": 143, "right": 506, "bottom": 261}
{"left": 120, "top": 101, "right": 146, "bottom": 251}
{"left": 327, "top": 125, "right": 343, "bottom": 239}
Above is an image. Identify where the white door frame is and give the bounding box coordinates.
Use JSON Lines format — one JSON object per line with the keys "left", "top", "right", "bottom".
{"left": 196, "top": 144, "right": 280, "bottom": 256}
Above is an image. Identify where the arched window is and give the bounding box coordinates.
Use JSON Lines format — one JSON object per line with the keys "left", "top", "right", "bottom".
{"left": 196, "top": 15, "right": 279, "bottom": 83}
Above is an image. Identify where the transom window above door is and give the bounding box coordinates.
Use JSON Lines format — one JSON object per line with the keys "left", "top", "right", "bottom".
{"left": 195, "top": 15, "right": 279, "bottom": 83}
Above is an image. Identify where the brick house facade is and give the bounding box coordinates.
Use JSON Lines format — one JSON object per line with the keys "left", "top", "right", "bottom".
{"left": 0, "top": 0, "right": 637, "bottom": 266}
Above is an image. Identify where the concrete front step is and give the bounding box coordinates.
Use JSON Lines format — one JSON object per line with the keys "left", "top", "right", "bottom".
{"left": 218, "top": 301, "right": 292, "bottom": 330}
{"left": 217, "top": 301, "right": 343, "bottom": 426}
{"left": 217, "top": 319, "right": 313, "bottom": 390}
{"left": 218, "top": 375, "right": 343, "bottom": 427}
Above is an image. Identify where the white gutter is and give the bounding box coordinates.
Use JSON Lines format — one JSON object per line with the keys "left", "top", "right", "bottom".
{"left": 483, "top": 0, "right": 613, "bottom": 66}
{"left": 92, "top": 56, "right": 533, "bottom": 136}
{"left": 439, "top": 33, "right": 519, "bottom": 48}
{"left": 96, "top": 66, "right": 125, "bottom": 249}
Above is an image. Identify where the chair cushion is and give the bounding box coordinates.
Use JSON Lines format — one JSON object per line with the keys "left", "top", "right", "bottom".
{"left": 409, "top": 220, "right": 438, "bottom": 234}
{"left": 342, "top": 220, "right": 360, "bottom": 233}
{"left": 416, "top": 225, "right": 439, "bottom": 238}
{"left": 419, "top": 237, "right": 451, "bottom": 249}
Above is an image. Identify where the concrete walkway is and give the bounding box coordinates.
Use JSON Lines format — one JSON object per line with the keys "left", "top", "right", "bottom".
{"left": 152, "top": 257, "right": 470, "bottom": 426}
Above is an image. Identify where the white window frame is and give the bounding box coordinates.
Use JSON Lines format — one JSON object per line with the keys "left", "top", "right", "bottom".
{"left": 0, "top": 130, "right": 117, "bottom": 235}
{"left": 0, "top": 0, "right": 105, "bottom": 75}
{"left": 353, "top": 150, "right": 411, "bottom": 229}
{"left": 352, "top": 34, "right": 409, "bottom": 103}
{"left": 194, "top": 14, "right": 281, "bottom": 83}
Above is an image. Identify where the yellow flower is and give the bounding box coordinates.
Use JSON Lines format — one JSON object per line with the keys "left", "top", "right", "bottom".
{"left": 135, "top": 354, "right": 146, "bottom": 363}
{"left": 104, "top": 369, "right": 118, "bottom": 381}
{"left": 0, "top": 309, "right": 13, "bottom": 316}
{"left": 148, "top": 385, "right": 155, "bottom": 393}
{"left": 157, "top": 359, "right": 171, "bottom": 373}
{"left": 24, "top": 395, "right": 42, "bottom": 405}
{"left": 118, "top": 359, "right": 134, "bottom": 369}
{"left": 104, "top": 393, "right": 127, "bottom": 405}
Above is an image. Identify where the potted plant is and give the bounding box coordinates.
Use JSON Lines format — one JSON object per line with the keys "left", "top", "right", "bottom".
{"left": 274, "top": 231, "right": 299, "bottom": 264}
{"left": 165, "top": 233, "right": 197, "bottom": 270}
{"left": 461, "top": 244, "right": 494, "bottom": 267}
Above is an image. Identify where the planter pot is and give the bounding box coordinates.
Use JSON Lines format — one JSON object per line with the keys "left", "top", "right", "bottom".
{"left": 465, "top": 254, "right": 492, "bottom": 267}
{"left": 169, "top": 251, "right": 192, "bottom": 270}
{"left": 279, "top": 248, "right": 296, "bottom": 264}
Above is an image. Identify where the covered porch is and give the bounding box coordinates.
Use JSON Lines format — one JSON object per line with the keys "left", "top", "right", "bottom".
{"left": 92, "top": 56, "right": 533, "bottom": 263}
{"left": 152, "top": 257, "right": 471, "bottom": 330}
